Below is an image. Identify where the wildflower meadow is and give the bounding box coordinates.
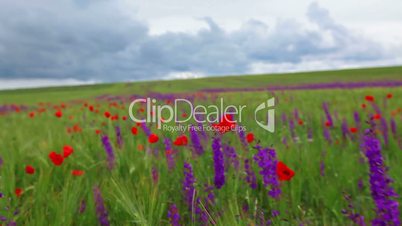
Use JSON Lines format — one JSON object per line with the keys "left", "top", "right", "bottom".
{"left": 0, "top": 67, "right": 401, "bottom": 225}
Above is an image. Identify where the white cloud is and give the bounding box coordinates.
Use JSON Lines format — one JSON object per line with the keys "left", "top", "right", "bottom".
{"left": 0, "top": 78, "right": 98, "bottom": 90}
{"left": 0, "top": 0, "right": 401, "bottom": 89}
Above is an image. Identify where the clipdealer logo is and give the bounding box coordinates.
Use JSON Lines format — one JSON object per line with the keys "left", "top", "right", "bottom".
{"left": 128, "top": 97, "right": 275, "bottom": 132}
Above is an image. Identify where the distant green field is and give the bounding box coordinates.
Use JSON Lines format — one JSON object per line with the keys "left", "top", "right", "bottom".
{"left": 1, "top": 66, "right": 401, "bottom": 104}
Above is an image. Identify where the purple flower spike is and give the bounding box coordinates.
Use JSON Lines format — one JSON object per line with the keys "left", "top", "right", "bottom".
{"left": 323, "top": 125, "right": 332, "bottom": 144}
{"left": 223, "top": 144, "right": 239, "bottom": 171}
{"left": 164, "top": 138, "right": 176, "bottom": 170}
{"left": 212, "top": 137, "right": 225, "bottom": 189}
{"left": 93, "top": 186, "right": 110, "bottom": 226}
{"left": 183, "top": 162, "right": 196, "bottom": 211}
{"left": 141, "top": 122, "right": 152, "bottom": 136}
{"left": 189, "top": 125, "right": 204, "bottom": 156}
{"left": 101, "top": 135, "right": 115, "bottom": 170}
{"left": 322, "top": 102, "right": 333, "bottom": 127}
{"left": 244, "top": 159, "right": 257, "bottom": 189}
{"left": 167, "top": 204, "right": 181, "bottom": 226}
{"left": 253, "top": 145, "right": 281, "bottom": 199}
{"left": 115, "top": 126, "right": 123, "bottom": 149}
{"left": 362, "top": 129, "right": 400, "bottom": 225}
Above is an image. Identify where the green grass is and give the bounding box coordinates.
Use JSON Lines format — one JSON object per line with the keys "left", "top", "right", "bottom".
{"left": 0, "top": 66, "right": 401, "bottom": 225}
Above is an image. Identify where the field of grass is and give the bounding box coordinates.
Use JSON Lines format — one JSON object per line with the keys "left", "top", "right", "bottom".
{"left": 0, "top": 66, "right": 401, "bottom": 225}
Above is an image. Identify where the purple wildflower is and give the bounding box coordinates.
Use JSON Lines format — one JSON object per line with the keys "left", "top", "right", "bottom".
{"left": 323, "top": 125, "right": 332, "bottom": 144}
{"left": 237, "top": 127, "right": 248, "bottom": 149}
{"left": 212, "top": 137, "right": 225, "bottom": 189}
{"left": 342, "top": 193, "right": 366, "bottom": 226}
{"left": 223, "top": 144, "right": 239, "bottom": 171}
{"left": 115, "top": 126, "right": 123, "bottom": 149}
{"left": 244, "top": 159, "right": 257, "bottom": 189}
{"left": 281, "top": 113, "right": 287, "bottom": 125}
{"left": 242, "top": 202, "right": 249, "bottom": 213}
{"left": 282, "top": 136, "right": 288, "bottom": 148}
{"left": 0, "top": 216, "right": 6, "bottom": 221}
{"left": 322, "top": 102, "right": 333, "bottom": 127}
{"left": 167, "top": 204, "right": 181, "bottom": 226}
{"left": 141, "top": 122, "right": 152, "bottom": 136}
{"left": 101, "top": 135, "right": 115, "bottom": 170}
{"left": 362, "top": 129, "right": 400, "bottom": 225}
{"left": 341, "top": 119, "right": 349, "bottom": 140}
{"left": 195, "top": 198, "right": 209, "bottom": 225}
{"left": 380, "top": 117, "right": 389, "bottom": 146}
{"left": 320, "top": 161, "right": 325, "bottom": 177}
{"left": 189, "top": 125, "right": 204, "bottom": 156}
{"left": 183, "top": 162, "right": 196, "bottom": 211}
{"left": 354, "top": 111, "right": 361, "bottom": 128}
{"left": 253, "top": 145, "right": 281, "bottom": 198}
{"left": 152, "top": 166, "right": 159, "bottom": 184}
{"left": 93, "top": 186, "right": 110, "bottom": 226}
{"left": 79, "top": 199, "right": 86, "bottom": 214}
{"left": 289, "top": 119, "right": 297, "bottom": 142}
{"left": 204, "top": 184, "right": 215, "bottom": 205}
{"left": 293, "top": 108, "right": 299, "bottom": 120}
{"left": 307, "top": 127, "right": 313, "bottom": 142}
{"left": 164, "top": 138, "right": 176, "bottom": 170}
{"left": 271, "top": 209, "right": 280, "bottom": 217}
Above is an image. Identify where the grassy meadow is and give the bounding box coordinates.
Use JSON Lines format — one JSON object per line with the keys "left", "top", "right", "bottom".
{"left": 0, "top": 66, "right": 401, "bottom": 225}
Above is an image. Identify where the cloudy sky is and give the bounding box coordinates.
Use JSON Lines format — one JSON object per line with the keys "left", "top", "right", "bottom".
{"left": 1, "top": 0, "right": 402, "bottom": 89}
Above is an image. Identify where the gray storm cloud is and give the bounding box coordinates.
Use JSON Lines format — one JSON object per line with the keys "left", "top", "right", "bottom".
{"left": 0, "top": 0, "right": 399, "bottom": 82}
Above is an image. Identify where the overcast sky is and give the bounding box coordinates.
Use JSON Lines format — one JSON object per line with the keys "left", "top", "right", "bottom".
{"left": 1, "top": 0, "right": 402, "bottom": 89}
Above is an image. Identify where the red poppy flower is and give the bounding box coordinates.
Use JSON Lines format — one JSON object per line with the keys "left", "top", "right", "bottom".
{"left": 148, "top": 133, "right": 159, "bottom": 143}
{"left": 29, "top": 112, "right": 35, "bottom": 118}
{"left": 212, "top": 114, "right": 236, "bottom": 134}
{"left": 173, "top": 135, "right": 188, "bottom": 146}
{"left": 361, "top": 103, "right": 366, "bottom": 109}
{"left": 122, "top": 116, "right": 127, "bottom": 121}
{"left": 15, "top": 188, "right": 23, "bottom": 197}
{"left": 298, "top": 119, "right": 304, "bottom": 125}
{"left": 89, "top": 105, "right": 94, "bottom": 111}
{"left": 373, "top": 113, "right": 381, "bottom": 120}
{"left": 386, "top": 93, "right": 393, "bottom": 99}
{"left": 72, "top": 170, "right": 85, "bottom": 176}
{"left": 349, "top": 127, "right": 358, "bottom": 133}
{"left": 276, "top": 161, "right": 295, "bottom": 181}
{"left": 325, "top": 121, "right": 332, "bottom": 127}
{"left": 166, "top": 150, "right": 173, "bottom": 155}
{"left": 104, "top": 111, "right": 111, "bottom": 118}
{"left": 55, "top": 111, "right": 63, "bottom": 118}
{"left": 25, "top": 165, "right": 35, "bottom": 174}
{"left": 63, "top": 145, "right": 74, "bottom": 158}
{"left": 365, "top": 95, "right": 374, "bottom": 102}
{"left": 182, "top": 112, "right": 187, "bottom": 118}
{"left": 49, "top": 152, "right": 64, "bottom": 166}
{"left": 131, "top": 126, "right": 138, "bottom": 135}
{"left": 73, "top": 124, "right": 82, "bottom": 133}
{"left": 246, "top": 133, "right": 254, "bottom": 143}
{"left": 95, "top": 129, "right": 102, "bottom": 135}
